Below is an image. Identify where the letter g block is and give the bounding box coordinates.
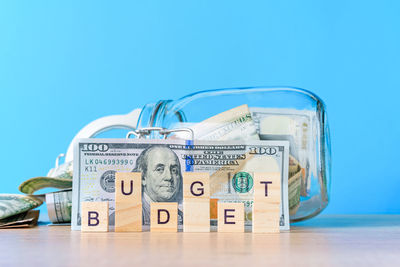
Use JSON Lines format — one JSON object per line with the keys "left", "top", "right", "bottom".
{"left": 183, "top": 172, "right": 210, "bottom": 232}
{"left": 81, "top": 202, "right": 109, "bottom": 232}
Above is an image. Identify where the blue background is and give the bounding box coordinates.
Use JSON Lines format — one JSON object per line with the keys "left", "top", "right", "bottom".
{"left": 1, "top": 1, "right": 399, "bottom": 216}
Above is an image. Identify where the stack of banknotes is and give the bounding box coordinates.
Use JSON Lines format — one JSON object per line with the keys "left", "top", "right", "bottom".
{"left": 0, "top": 161, "right": 73, "bottom": 227}
{"left": 1, "top": 104, "right": 308, "bottom": 228}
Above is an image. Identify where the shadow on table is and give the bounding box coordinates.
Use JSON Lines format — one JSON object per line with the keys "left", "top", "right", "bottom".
{"left": 291, "top": 214, "right": 400, "bottom": 229}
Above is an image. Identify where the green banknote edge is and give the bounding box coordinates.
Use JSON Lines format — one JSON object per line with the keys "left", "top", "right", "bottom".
{"left": 0, "top": 194, "right": 43, "bottom": 220}
{"left": 19, "top": 177, "right": 73, "bottom": 194}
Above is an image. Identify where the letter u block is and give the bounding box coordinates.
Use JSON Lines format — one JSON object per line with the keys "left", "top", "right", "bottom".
{"left": 183, "top": 172, "right": 210, "bottom": 232}
{"left": 217, "top": 202, "right": 244, "bottom": 233}
{"left": 150, "top": 202, "right": 178, "bottom": 232}
{"left": 253, "top": 172, "right": 281, "bottom": 233}
{"left": 81, "top": 202, "right": 109, "bottom": 232}
{"left": 115, "top": 172, "right": 142, "bottom": 232}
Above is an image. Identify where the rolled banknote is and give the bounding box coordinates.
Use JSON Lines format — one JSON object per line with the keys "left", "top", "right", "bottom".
{"left": 46, "top": 189, "right": 72, "bottom": 224}
{"left": 0, "top": 194, "right": 43, "bottom": 220}
{"left": 288, "top": 156, "right": 302, "bottom": 216}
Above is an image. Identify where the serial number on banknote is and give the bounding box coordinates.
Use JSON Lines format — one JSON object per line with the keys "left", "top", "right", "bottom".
{"left": 84, "top": 158, "right": 135, "bottom": 166}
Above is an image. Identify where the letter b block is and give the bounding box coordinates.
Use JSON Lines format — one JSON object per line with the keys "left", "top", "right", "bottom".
{"left": 183, "top": 172, "right": 210, "bottom": 232}
{"left": 81, "top": 202, "right": 109, "bottom": 232}
{"left": 150, "top": 202, "right": 178, "bottom": 232}
{"left": 217, "top": 202, "right": 244, "bottom": 233}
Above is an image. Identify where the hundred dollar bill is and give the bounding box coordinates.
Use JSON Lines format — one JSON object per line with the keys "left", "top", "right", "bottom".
{"left": 0, "top": 194, "right": 43, "bottom": 220}
{"left": 72, "top": 138, "right": 289, "bottom": 231}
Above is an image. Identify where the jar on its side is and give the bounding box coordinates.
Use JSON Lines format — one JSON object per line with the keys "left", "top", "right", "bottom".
{"left": 137, "top": 86, "right": 331, "bottom": 222}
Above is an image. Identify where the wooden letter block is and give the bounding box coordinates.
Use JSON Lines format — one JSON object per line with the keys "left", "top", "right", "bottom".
{"left": 115, "top": 202, "right": 142, "bottom": 232}
{"left": 183, "top": 172, "right": 210, "bottom": 232}
{"left": 217, "top": 202, "right": 244, "bottom": 233}
{"left": 115, "top": 172, "right": 142, "bottom": 232}
{"left": 253, "top": 172, "right": 281, "bottom": 233}
{"left": 81, "top": 202, "right": 109, "bottom": 232}
{"left": 150, "top": 202, "right": 178, "bottom": 232}
{"left": 183, "top": 200, "right": 210, "bottom": 232}
{"left": 115, "top": 172, "right": 142, "bottom": 203}
{"left": 183, "top": 172, "right": 210, "bottom": 199}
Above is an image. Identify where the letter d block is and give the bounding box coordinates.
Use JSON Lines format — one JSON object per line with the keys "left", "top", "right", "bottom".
{"left": 253, "top": 172, "right": 281, "bottom": 233}
{"left": 81, "top": 202, "right": 109, "bottom": 232}
{"left": 150, "top": 202, "right": 178, "bottom": 232}
{"left": 217, "top": 202, "right": 244, "bottom": 233}
{"left": 115, "top": 172, "right": 142, "bottom": 232}
{"left": 183, "top": 172, "right": 210, "bottom": 232}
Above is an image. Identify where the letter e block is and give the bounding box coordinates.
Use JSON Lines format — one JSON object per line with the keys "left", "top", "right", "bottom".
{"left": 183, "top": 172, "right": 210, "bottom": 232}
{"left": 217, "top": 202, "right": 244, "bottom": 233}
{"left": 81, "top": 202, "right": 109, "bottom": 232}
{"left": 150, "top": 202, "right": 178, "bottom": 232}
{"left": 115, "top": 172, "right": 142, "bottom": 232}
{"left": 253, "top": 172, "right": 281, "bottom": 233}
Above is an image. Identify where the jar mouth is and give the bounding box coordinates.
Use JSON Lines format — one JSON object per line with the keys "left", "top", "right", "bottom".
{"left": 136, "top": 100, "right": 185, "bottom": 137}
{"left": 136, "top": 101, "right": 161, "bottom": 129}
{"left": 148, "top": 100, "right": 168, "bottom": 127}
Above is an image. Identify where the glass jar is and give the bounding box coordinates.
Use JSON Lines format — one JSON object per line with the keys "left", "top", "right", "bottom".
{"left": 63, "top": 86, "right": 331, "bottom": 223}
{"left": 136, "top": 86, "right": 331, "bottom": 222}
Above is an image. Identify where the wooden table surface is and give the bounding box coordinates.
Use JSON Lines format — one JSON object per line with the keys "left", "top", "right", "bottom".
{"left": 1, "top": 215, "right": 399, "bottom": 266}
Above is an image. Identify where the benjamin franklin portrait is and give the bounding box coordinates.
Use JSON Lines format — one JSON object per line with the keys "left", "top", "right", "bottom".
{"left": 132, "top": 145, "right": 183, "bottom": 225}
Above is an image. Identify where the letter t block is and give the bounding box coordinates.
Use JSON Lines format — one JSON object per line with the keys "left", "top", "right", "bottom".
{"left": 253, "top": 172, "right": 281, "bottom": 233}
{"left": 81, "top": 202, "right": 109, "bottom": 232}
